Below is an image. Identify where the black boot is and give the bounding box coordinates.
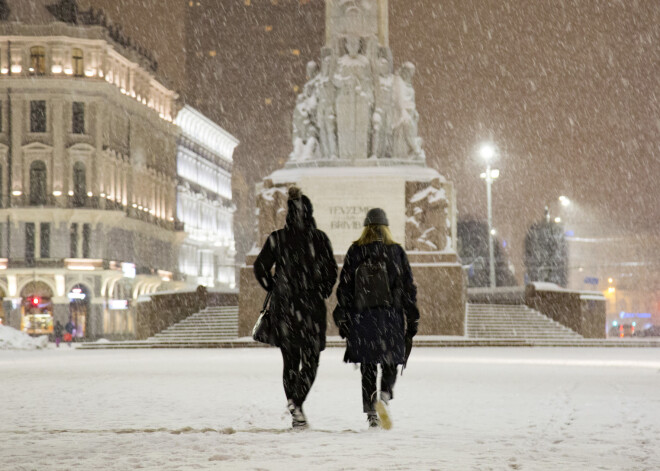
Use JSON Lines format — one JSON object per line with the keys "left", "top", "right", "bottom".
{"left": 367, "top": 412, "right": 380, "bottom": 428}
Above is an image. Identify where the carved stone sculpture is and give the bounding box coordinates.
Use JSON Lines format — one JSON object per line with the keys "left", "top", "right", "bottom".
{"left": 371, "top": 55, "right": 394, "bottom": 159}
{"left": 392, "top": 62, "right": 424, "bottom": 161}
{"left": 405, "top": 179, "right": 450, "bottom": 252}
{"left": 290, "top": 61, "right": 321, "bottom": 161}
{"left": 333, "top": 36, "right": 374, "bottom": 160}
{"left": 285, "top": 1, "right": 426, "bottom": 165}
{"left": 318, "top": 48, "right": 338, "bottom": 159}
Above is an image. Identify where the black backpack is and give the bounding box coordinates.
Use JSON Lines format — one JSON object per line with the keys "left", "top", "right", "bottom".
{"left": 354, "top": 245, "right": 393, "bottom": 312}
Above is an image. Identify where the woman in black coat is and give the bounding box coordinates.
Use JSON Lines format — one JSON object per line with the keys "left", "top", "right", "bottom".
{"left": 254, "top": 187, "right": 337, "bottom": 429}
{"left": 333, "top": 208, "right": 419, "bottom": 429}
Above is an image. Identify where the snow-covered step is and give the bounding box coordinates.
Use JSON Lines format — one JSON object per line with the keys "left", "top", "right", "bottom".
{"left": 145, "top": 305, "right": 239, "bottom": 344}
{"left": 466, "top": 303, "right": 583, "bottom": 340}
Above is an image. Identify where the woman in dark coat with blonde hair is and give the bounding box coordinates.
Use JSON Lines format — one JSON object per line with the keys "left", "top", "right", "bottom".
{"left": 333, "top": 208, "right": 419, "bottom": 429}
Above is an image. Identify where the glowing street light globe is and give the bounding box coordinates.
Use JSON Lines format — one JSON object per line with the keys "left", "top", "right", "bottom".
{"left": 479, "top": 143, "right": 496, "bottom": 161}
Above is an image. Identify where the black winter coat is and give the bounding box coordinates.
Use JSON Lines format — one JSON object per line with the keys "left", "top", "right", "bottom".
{"left": 254, "top": 226, "right": 337, "bottom": 352}
{"left": 333, "top": 242, "right": 419, "bottom": 365}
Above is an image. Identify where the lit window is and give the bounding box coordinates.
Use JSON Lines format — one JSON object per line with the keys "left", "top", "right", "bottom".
{"left": 265, "top": 25, "right": 273, "bottom": 32}
{"left": 30, "top": 46, "right": 46, "bottom": 75}
{"left": 265, "top": 98, "right": 272, "bottom": 105}
{"left": 293, "top": 85, "right": 299, "bottom": 92}
{"left": 72, "top": 48, "right": 84, "bottom": 77}
{"left": 292, "top": 49, "right": 300, "bottom": 56}
{"left": 209, "top": 50, "right": 216, "bottom": 57}
{"left": 244, "top": 0, "right": 250, "bottom": 5}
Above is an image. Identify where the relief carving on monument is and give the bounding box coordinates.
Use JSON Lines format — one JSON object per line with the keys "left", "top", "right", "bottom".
{"left": 405, "top": 179, "right": 451, "bottom": 252}
{"left": 255, "top": 180, "right": 289, "bottom": 247}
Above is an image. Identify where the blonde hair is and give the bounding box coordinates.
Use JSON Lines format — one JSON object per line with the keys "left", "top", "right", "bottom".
{"left": 355, "top": 225, "right": 398, "bottom": 246}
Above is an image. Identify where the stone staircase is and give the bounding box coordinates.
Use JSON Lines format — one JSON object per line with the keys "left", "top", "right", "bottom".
{"left": 79, "top": 306, "right": 240, "bottom": 349}
{"left": 466, "top": 303, "right": 583, "bottom": 340}
{"left": 147, "top": 306, "right": 239, "bottom": 343}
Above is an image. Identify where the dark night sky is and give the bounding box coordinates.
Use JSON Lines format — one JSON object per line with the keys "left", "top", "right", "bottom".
{"left": 86, "top": 0, "right": 659, "bottom": 276}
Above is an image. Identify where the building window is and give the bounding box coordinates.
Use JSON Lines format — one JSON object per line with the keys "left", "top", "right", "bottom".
{"left": 72, "top": 48, "right": 84, "bottom": 77}
{"left": 40, "top": 223, "right": 50, "bottom": 258}
{"left": 73, "top": 162, "right": 86, "bottom": 207}
{"left": 70, "top": 223, "right": 78, "bottom": 258}
{"left": 82, "top": 224, "right": 91, "bottom": 258}
{"left": 0, "top": 100, "right": 3, "bottom": 132}
{"left": 25, "top": 223, "right": 35, "bottom": 265}
{"left": 72, "top": 102, "right": 85, "bottom": 134}
{"left": 30, "top": 100, "right": 47, "bottom": 133}
{"left": 29, "top": 160, "right": 47, "bottom": 206}
{"left": 30, "top": 46, "right": 46, "bottom": 75}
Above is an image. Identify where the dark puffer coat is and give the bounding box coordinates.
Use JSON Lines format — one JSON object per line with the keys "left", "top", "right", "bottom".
{"left": 333, "top": 242, "right": 419, "bottom": 365}
{"left": 254, "top": 195, "right": 337, "bottom": 352}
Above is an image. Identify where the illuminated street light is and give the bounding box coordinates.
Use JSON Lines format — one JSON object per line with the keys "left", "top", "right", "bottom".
{"left": 479, "top": 143, "right": 499, "bottom": 288}
{"left": 559, "top": 195, "right": 571, "bottom": 207}
{"left": 479, "top": 143, "right": 496, "bottom": 161}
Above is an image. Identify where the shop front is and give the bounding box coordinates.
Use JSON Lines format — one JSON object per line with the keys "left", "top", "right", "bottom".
{"left": 20, "top": 281, "right": 54, "bottom": 336}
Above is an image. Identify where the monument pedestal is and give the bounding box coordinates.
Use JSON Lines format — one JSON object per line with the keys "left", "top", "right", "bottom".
{"left": 239, "top": 165, "right": 466, "bottom": 337}
{"left": 239, "top": 251, "right": 465, "bottom": 338}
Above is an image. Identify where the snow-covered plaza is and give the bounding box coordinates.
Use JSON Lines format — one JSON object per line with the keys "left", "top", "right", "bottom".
{"left": 1, "top": 346, "right": 659, "bottom": 470}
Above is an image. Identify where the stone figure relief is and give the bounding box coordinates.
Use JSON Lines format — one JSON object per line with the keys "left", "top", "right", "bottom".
{"left": 255, "top": 181, "right": 288, "bottom": 247}
{"left": 392, "top": 62, "right": 425, "bottom": 161}
{"left": 318, "top": 48, "right": 338, "bottom": 159}
{"left": 371, "top": 51, "right": 394, "bottom": 159}
{"left": 405, "top": 180, "right": 451, "bottom": 252}
{"left": 290, "top": 61, "right": 321, "bottom": 162}
{"left": 333, "top": 35, "right": 374, "bottom": 160}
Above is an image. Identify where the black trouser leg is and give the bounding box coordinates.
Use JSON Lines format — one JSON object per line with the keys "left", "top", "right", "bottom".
{"left": 281, "top": 346, "right": 320, "bottom": 407}
{"left": 281, "top": 347, "right": 301, "bottom": 404}
{"left": 294, "top": 347, "right": 320, "bottom": 407}
{"left": 360, "top": 363, "right": 378, "bottom": 413}
{"left": 380, "top": 363, "right": 398, "bottom": 400}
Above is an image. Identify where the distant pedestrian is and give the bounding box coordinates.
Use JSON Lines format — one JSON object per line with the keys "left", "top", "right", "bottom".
{"left": 333, "top": 208, "right": 419, "bottom": 429}
{"left": 254, "top": 186, "right": 338, "bottom": 429}
{"left": 64, "top": 320, "right": 75, "bottom": 347}
{"left": 54, "top": 320, "right": 63, "bottom": 348}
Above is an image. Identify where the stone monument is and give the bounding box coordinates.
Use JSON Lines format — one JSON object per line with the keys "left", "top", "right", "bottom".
{"left": 239, "top": 0, "right": 466, "bottom": 337}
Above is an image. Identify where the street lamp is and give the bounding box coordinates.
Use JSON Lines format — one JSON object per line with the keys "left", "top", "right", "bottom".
{"left": 479, "top": 143, "right": 499, "bottom": 288}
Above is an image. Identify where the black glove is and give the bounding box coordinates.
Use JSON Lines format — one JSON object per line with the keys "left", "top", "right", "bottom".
{"left": 338, "top": 322, "right": 350, "bottom": 339}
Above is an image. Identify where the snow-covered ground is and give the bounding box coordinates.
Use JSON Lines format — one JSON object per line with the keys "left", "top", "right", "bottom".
{"left": 1, "top": 347, "right": 659, "bottom": 470}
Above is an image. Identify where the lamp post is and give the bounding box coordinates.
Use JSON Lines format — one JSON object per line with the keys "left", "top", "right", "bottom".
{"left": 479, "top": 144, "right": 499, "bottom": 288}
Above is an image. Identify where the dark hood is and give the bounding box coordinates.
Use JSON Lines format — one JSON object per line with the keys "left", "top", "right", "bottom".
{"left": 286, "top": 194, "right": 316, "bottom": 231}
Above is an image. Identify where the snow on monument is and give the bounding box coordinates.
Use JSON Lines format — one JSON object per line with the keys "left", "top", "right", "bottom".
{"left": 239, "top": 0, "right": 466, "bottom": 336}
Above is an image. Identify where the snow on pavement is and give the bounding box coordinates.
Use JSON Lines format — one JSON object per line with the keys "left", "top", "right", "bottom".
{"left": 1, "top": 347, "right": 659, "bottom": 470}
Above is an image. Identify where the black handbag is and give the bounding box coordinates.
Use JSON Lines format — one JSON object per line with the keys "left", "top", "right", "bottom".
{"left": 252, "top": 291, "right": 278, "bottom": 346}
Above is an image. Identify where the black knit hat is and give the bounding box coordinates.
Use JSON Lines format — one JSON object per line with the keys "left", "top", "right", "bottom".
{"left": 364, "top": 208, "right": 389, "bottom": 226}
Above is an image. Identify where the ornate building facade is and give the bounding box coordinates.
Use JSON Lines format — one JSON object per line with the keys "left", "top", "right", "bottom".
{"left": 175, "top": 106, "right": 238, "bottom": 291}
{"left": 0, "top": 1, "right": 183, "bottom": 339}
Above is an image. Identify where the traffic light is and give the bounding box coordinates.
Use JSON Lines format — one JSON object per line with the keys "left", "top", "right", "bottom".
{"left": 31, "top": 296, "right": 40, "bottom": 306}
